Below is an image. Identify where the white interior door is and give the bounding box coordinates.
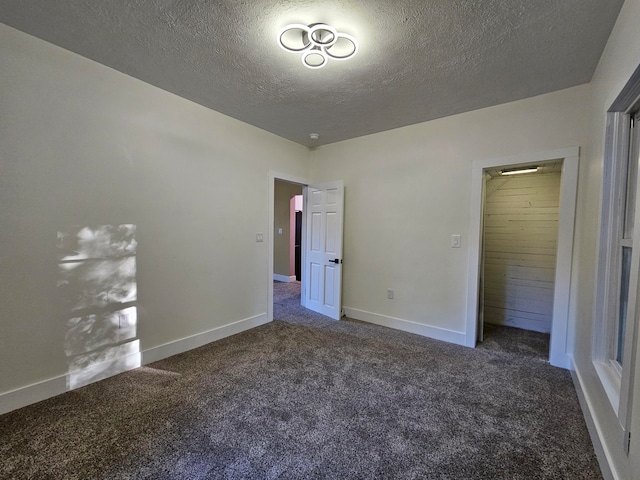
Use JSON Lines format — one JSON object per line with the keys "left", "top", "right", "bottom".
{"left": 304, "top": 181, "right": 344, "bottom": 320}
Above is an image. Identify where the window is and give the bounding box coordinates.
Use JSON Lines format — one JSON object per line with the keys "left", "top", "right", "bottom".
{"left": 615, "top": 113, "right": 638, "bottom": 368}
{"left": 594, "top": 112, "right": 635, "bottom": 403}
{"left": 593, "top": 67, "right": 640, "bottom": 449}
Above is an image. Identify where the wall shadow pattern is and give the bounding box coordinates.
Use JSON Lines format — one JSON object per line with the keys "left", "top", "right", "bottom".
{"left": 57, "top": 225, "right": 139, "bottom": 388}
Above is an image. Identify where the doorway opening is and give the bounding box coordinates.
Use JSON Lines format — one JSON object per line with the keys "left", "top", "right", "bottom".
{"left": 465, "top": 147, "right": 579, "bottom": 369}
{"left": 268, "top": 173, "right": 345, "bottom": 324}
{"left": 478, "top": 161, "right": 563, "bottom": 360}
{"left": 273, "top": 180, "right": 303, "bottom": 284}
{"left": 271, "top": 177, "right": 306, "bottom": 324}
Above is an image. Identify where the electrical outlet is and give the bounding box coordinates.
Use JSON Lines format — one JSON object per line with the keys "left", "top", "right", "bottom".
{"left": 387, "top": 289, "right": 394, "bottom": 299}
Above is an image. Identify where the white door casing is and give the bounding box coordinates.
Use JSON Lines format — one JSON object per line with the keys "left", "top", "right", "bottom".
{"left": 304, "top": 181, "right": 344, "bottom": 320}
{"left": 478, "top": 172, "right": 489, "bottom": 343}
{"left": 465, "top": 147, "right": 579, "bottom": 369}
{"left": 268, "top": 171, "right": 309, "bottom": 323}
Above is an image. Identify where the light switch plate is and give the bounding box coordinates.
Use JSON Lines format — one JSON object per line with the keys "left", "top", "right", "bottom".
{"left": 256, "top": 233, "right": 264, "bottom": 242}
{"left": 451, "top": 234, "right": 461, "bottom": 248}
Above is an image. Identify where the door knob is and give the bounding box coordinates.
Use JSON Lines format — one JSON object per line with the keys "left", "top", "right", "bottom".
{"left": 328, "top": 258, "right": 342, "bottom": 264}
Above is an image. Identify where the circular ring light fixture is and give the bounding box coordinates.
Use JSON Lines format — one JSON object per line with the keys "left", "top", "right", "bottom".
{"left": 277, "top": 24, "right": 312, "bottom": 53}
{"left": 277, "top": 23, "right": 358, "bottom": 69}
{"left": 308, "top": 24, "right": 338, "bottom": 48}
{"left": 302, "top": 48, "right": 328, "bottom": 69}
{"left": 325, "top": 33, "right": 358, "bottom": 60}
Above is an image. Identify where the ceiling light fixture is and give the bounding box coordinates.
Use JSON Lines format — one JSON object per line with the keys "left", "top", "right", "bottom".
{"left": 277, "top": 23, "right": 358, "bottom": 69}
{"left": 500, "top": 166, "right": 540, "bottom": 176}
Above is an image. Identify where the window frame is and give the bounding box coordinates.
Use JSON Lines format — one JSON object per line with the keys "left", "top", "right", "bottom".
{"left": 593, "top": 73, "right": 640, "bottom": 443}
{"left": 593, "top": 111, "right": 631, "bottom": 413}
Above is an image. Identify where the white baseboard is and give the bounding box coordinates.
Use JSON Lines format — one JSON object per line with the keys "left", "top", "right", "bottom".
{"left": 549, "top": 351, "right": 572, "bottom": 370}
{"left": 0, "top": 374, "right": 68, "bottom": 416}
{"left": 0, "top": 343, "right": 143, "bottom": 416}
{"left": 142, "top": 313, "right": 268, "bottom": 364}
{"left": 485, "top": 318, "right": 551, "bottom": 334}
{"left": 570, "top": 356, "right": 618, "bottom": 480}
{"left": 0, "top": 313, "right": 269, "bottom": 415}
{"left": 343, "top": 307, "right": 467, "bottom": 346}
{"left": 273, "top": 274, "right": 296, "bottom": 283}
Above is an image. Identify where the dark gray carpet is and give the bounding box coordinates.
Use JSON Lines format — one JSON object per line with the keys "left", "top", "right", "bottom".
{"left": 0, "top": 283, "right": 601, "bottom": 479}
{"left": 478, "top": 323, "right": 551, "bottom": 361}
{"left": 273, "top": 280, "right": 336, "bottom": 328}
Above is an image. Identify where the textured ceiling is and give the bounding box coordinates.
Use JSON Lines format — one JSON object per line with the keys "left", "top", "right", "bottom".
{"left": 0, "top": 1, "right": 625, "bottom": 147}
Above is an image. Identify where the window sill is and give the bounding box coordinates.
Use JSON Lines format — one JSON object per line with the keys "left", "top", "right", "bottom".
{"left": 593, "top": 360, "right": 621, "bottom": 415}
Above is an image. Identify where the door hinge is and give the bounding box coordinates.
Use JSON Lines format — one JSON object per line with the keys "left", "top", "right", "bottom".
{"left": 624, "top": 430, "right": 631, "bottom": 455}
{"left": 631, "top": 116, "right": 635, "bottom": 128}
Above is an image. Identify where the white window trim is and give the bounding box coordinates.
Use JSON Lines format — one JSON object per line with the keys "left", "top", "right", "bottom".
{"left": 592, "top": 111, "right": 627, "bottom": 412}
{"left": 593, "top": 359, "right": 622, "bottom": 415}
{"left": 593, "top": 103, "right": 640, "bottom": 435}
{"left": 592, "top": 112, "right": 630, "bottom": 380}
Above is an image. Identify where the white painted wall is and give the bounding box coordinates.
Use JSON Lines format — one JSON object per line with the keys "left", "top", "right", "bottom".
{"left": 0, "top": 24, "right": 308, "bottom": 410}
{"left": 570, "top": 1, "right": 640, "bottom": 478}
{"left": 483, "top": 172, "right": 561, "bottom": 333}
{"left": 309, "top": 85, "right": 590, "bottom": 344}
